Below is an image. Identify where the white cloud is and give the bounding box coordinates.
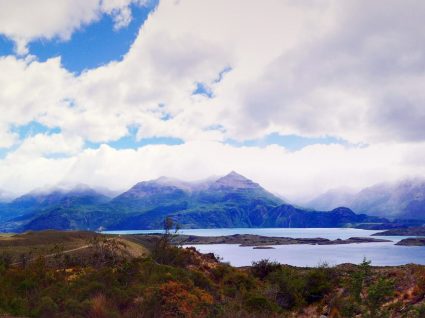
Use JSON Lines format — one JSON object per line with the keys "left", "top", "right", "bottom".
{"left": 0, "top": 0, "right": 149, "bottom": 54}
{"left": 220, "top": 0, "right": 425, "bottom": 143}
{"left": 0, "top": 56, "right": 75, "bottom": 139}
{"left": 101, "top": 0, "right": 150, "bottom": 30}
{"left": 76, "top": 0, "right": 425, "bottom": 144}
{"left": 3, "top": 0, "right": 425, "bottom": 145}
{"left": 0, "top": 125, "right": 17, "bottom": 148}
{"left": 0, "top": 0, "right": 425, "bottom": 198}
{"left": 1, "top": 141, "right": 425, "bottom": 202}
{"left": 8, "top": 133, "right": 84, "bottom": 158}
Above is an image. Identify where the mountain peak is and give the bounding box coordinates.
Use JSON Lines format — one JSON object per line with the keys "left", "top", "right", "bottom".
{"left": 212, "top": 171, "right": 260, "bottom": 189}
{"left": 226, "top": 171, "right": 245, "bottom": 178}
{"left": 330, "top": 207, "right": 355, "bottom": 216}
{"left": 154, "top": 176, "right": 194, "bottom": 192}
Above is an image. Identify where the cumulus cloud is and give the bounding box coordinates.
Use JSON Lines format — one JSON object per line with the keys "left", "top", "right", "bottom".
{"left": 8, "top": 133, "right": 84, "bottom": 158}
{"left": 0, "top": 126, "right": 17, "bottom": 148}
{"left": 237, "top": 1, "right": 425, "bottom": 143}
{"left": 0, "top": 0, "right": 425, "bottom": 198}
{"left": 4, "top": 0, "right": 425, "bottom": 145}
{"left": 0, "top": 56, "right": 75, "bottom": 141}
{"left": 0, "top": 0, "right": 150, "bottom": 54}
{"left": 1, "top": 141, "right": 425, "bottom": 202}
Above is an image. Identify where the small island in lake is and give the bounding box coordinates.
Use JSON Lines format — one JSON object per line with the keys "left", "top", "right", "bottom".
{"left": 144, "top": 234, "right": 392, "bottom": 247}
{"left": 396, "top": 238, "right": 425, "bottom": 246}
{"left": 373, "top": 227, "right": 425, "bottom": 236}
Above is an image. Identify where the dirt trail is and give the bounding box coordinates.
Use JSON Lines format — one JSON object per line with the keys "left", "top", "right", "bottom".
{"left": 10, "top": 244, "right": 90, "bottom": 266}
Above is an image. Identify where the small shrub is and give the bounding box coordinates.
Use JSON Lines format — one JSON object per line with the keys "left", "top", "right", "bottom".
{"left": 348, "top": 258, "right": 372, "bottom": 303}
{"left": 366, "top": 277, "right": 394, "bottom": 317}
{"left": 0, "top": 252, "right": 12, "bottom": 271}
{"left": 251, "top": 259, "right": 281, "bottom": 280}
{"left": 268, "top": 267, "right": 306, "bottom": 309}
{"left": 223, "top": 270, "right": 256, "bottom": 292}
{"left": 303, "top": 264, "right": 334, "bottom": 303}
{"left": 143, "top": 281, "right": 214, "bottom": 318}
{"left": 244, "top": 294, "right": 278, "bottom": 313}
{"left": 35, "top": 296, "right": 58, "bottom": 318}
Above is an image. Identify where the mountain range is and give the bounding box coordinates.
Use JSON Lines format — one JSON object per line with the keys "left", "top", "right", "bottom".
{"left": 0, "top": 172, "right": 422, "bottom": 232}
{"left": 308, "top": 179, "right": 425, "bottom": 220}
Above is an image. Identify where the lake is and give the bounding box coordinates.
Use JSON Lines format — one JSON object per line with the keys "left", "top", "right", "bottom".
{"left": 104, "top": 228, "right": 425, "bottom": 267}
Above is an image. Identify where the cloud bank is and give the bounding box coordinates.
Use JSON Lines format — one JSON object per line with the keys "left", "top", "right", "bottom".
{"left": 0, "top": 0, "right": 424, "bottom": 201}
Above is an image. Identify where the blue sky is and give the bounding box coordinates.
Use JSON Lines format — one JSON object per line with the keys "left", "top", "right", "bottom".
{"left": 0, "top": 35, "right": 14, "bottom": 56}
{"left": 28, "top": 2, "right": 157, "bottom": 74}
{"left": 227, "top": 134, "right": 349, "bottom": 151}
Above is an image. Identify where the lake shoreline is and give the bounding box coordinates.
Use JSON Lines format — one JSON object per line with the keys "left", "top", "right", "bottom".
{"left": 169, "top": 234, "right": 392, "bottom": 246}
{"left": 112, "top": 228, "right": 425, "bottom": 267}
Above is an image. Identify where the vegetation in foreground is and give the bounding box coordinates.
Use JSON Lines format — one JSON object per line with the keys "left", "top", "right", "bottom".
{"left": 0, "top": 227, "right": 424, "bottom": 317}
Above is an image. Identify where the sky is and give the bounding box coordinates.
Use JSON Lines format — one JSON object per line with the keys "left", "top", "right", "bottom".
{"left": 0, "top": 0, "right": 425, "bottom": 202}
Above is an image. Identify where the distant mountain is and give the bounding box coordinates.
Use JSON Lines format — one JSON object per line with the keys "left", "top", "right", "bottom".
{"left": 0, "top": 172, "right": 397, "bottom": 231}
{"left": 209, "top": 171, "right": 261, "bottom": 190}
{"left": 308, "top": 179, "right": 425, "bottom": 220}
{"left": 307, "top": 188, "right": 357, "bottom": 211}
{"left": 111, "top": 177, "right": 192, "bottom": 211}
{"left": 109, "top": 171, "right": 285, "bottom": 229}
{"left": 0, "top": 185, "right": 111, "bottom": 231}
{"left": 0, "top": 190, "right": 12, "bottom": 203}
{"left": 15, "top": 186, "right": 108, "bottom": 208}
{"left": 263, "top": 206, "right": 388, "bottom": 228}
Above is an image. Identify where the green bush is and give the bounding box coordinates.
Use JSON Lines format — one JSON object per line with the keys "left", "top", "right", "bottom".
{"left": 407, "top": 304, "right": 425, "bottom": 318}
{"left": 366, "top": 277, "right": 394, "bottom": 317}
{"left": 211, "top": 264, "right": 232, "bottom": 281}
{"left": 34, "top": 296, "right": 58, "bottom": 318}
{"left": 244, "top": 294, "right": 278, "bottom": 313}
{"left": 223, "top": 270, "right": 256, "bottom": 292}
{"left": 251, "top": 259, "right": 281, "bottom": 280}
{"left": 348, "top": 258, "right": 372, "bottom": 303}
{"left": 190, "top": 269, "right": 215, "bottom": 292}
{"left": 303, "top": 264, "right": 334, "bottom": 302}
{"left": 267, "top": 267, "right": 306, "bottom": 309}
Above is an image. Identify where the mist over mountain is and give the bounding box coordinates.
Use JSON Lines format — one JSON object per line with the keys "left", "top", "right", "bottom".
{"left": 0, "top": 185, "right": 111, "bottom": 231}
{"left": 0, "top": 190, "right": 13, "bottom": 203}
{"left": 0, "top": 171, "right": 395, "bottom": 232}
{"left": 108, "top": 171, "right": 285, "bottom": 230}
{"left": 308, "top": 179, "right": 425, "bottom": 220}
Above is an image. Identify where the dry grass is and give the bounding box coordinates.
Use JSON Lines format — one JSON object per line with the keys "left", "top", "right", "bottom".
{"left": 0, "top": 230, "right": 149, "bottom": 263}
{"left": 115, "top": 237, "right": 149, "bottom": 258}
{"left": 0, "top": 230, "right": 95, "bottom": 260}
{"left": 0, "top": 233, "right": 15, "bottom": 238}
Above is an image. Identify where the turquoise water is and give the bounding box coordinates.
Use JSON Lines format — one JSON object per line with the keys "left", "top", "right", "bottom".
{"left": 104, "top": 228, "right": 425, "bottom": 267}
